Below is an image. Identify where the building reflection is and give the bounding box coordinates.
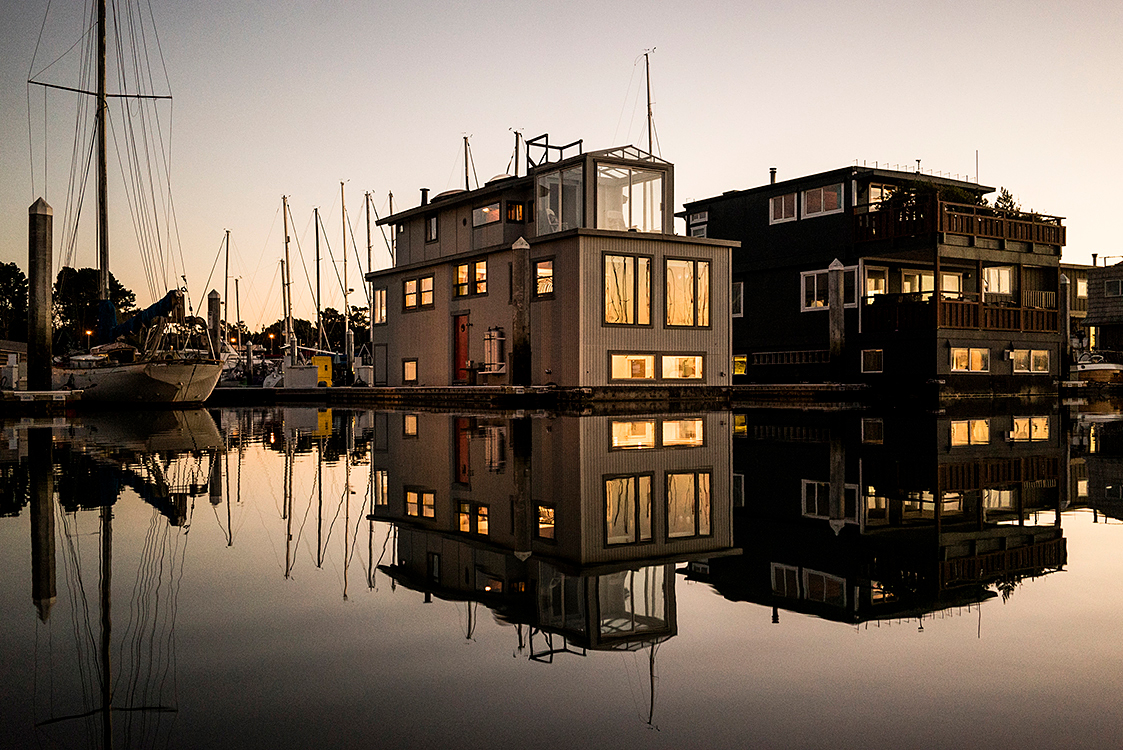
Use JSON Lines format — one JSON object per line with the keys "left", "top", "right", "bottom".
{"left": 371, "top": 411, "right": 736, "bottom": 655}
{"left": 695, "top": 403, "right": 1068, "bottom": 624}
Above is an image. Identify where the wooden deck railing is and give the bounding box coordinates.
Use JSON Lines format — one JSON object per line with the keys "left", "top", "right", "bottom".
{"left": 865, "top": 294, "right": 1059, "bottom": 333}
{"left": 855, "top": 196, "right": 1066, "bottom": 247}
{"left": 941, "top": 536, "right": 1066, "bottom": 586}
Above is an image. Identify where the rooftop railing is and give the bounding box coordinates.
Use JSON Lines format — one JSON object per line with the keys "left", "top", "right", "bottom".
{"left": 855, "top": 196, "right": 1066, "bottom": 247}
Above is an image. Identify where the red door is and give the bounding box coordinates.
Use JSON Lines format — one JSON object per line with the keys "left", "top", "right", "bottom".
{"left": 453, "top": 314, "right": 469, "bottom": 382}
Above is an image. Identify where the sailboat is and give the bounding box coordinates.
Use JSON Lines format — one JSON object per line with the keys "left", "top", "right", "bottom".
{"left": 33, "top": 0, "right": 221, "bottom": 404}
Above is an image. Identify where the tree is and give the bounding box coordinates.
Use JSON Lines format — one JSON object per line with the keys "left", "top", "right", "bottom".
{"left": 994, "top": 187, "right": 1021, "bottom": 213}
{"left": 0, "top": 262, "right": 28, "bottom": 342}
{"left": 52, "top": 267, "right": 137, "bottom": 351}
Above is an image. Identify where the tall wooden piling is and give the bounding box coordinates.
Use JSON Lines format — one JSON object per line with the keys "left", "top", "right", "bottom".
{"left": 28, "top": 199, "right": 53, "bottom": 391}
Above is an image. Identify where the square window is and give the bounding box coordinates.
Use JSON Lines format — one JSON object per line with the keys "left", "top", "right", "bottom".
{"left": 861, "top": 349, "right": 884, "bottom": 373}
{"left": 662, "top": 419, "right": 703, "bottom": 447}
{"left": 770, "top": 193, "right": 796, "bottom": 224}
{"left": 950, "top": 419, "right": 989, "bottom": 446}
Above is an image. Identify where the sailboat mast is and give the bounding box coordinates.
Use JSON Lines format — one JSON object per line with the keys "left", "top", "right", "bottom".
{"left": 365, "top": 191, "right": 372, "bottom": 275}
{"left": 96, "top": 0, "right": 109, "bottom": 302}
{"left": 223, "top": 230, "right": 230, "bottom": 345}
{"left": 282, "top": 196, "right": 295, "bottom": 365}
{"left": 314, "top": 207, "right": 322, "bottom": 350}
{"left": 341, "top": 181, "right": 352, "bottom": 381}
{"left": 644, "top": 50, "right": 654, "bottom": 156}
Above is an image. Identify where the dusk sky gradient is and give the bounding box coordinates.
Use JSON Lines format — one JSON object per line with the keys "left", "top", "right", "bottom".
{"left": 1, "top": 0, "right": 1119, "bottom": 328}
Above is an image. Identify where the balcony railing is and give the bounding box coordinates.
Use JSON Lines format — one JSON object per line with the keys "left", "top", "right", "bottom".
{"left": 855, "top": 196, "right": 1066, "bottom": 247}
{"left": 863, "top": 292, "right": 1059, "bottom": 334}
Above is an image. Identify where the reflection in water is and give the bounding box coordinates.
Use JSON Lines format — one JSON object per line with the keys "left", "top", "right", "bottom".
{"left": 4, "top": 401, "right": 1123, "bottom": 747}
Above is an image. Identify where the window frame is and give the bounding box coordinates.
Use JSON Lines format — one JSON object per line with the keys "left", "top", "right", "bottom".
{"left": 454, "top": 260, "right": 488, "bottom": 297}
{"left": 604, "top": 472, "right": 654, "bottom": 546}
{"left": 603, "top": 252, "right": 653, "bottom": 327}
{"left": 664, "top": 257, "right": 711, "bottom": 328}
{"left": 1106, "top": 279, "right": 1123, "bottom": 297}
{"left": 950, "top": 347, "right": 990, "bottom": 373}
{"left": 950, "top": 418, "right": 990, "bottom": 446}
{"left": 861, "top": 349, "right": 884, "bottom": 373}
{"left": 405, "top": 486, "right": 435, "bottom": 518}
{"left": 802, "top": 183, "right": 845, "bottom": 219}
{"left": 1011, "top": 348, "right": 1050, "bottom": 374}
{"left": 769, "top": 193, "right": 797, "bottom": 224}
{"left": 402, "top": 359, "right": 418, "bottom": 384}
{"left": 533, "top": 257, "right": 554, "bottom": 299}
{"left": 608, "top": 417, "right": 705, "bottom": 451}
{"left": 660, "top": 353, "right": 705, "bottom": 381}
{"left": 731, "top": 280, "right": 743, "bottom": 318}
{"left": 373, "top": 287, "right": 387, "bottom": 325}
{"left": 403, "top": 275, "right": 434, "bottom": 310}
{"left": 472, "top": 202, "right": 501, "bottom": 228}
{"left": 506, "top": 201, "right": 525, "bottom": 223}
{"left": 801, "top": 266, "right": 858, "bottom": 312}
{"left": 425, "top": 214, "right": 438, "bottom": 243}
{"left": 665, "top": 469, "right": 712, "bottom": 540}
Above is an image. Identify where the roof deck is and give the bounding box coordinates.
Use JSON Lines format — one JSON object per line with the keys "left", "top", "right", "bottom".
{"left": 856, "top": 196, "right": 1066, "bottom": 248}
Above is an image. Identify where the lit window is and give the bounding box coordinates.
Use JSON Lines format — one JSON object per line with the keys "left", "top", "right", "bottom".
{"left": 662, "top": 355, "right": 703, "bottom": 380}
{"left": 458, "top": 501, "right": 471, "bottom": 532}
{"left": 802, "top": 184, "right": 844, "bottom": 218}
{"left": 1076, "top": 278, "right": 1088, "bottom": 298}
{"left": 984, "top": 266, "right": 1014, "bottom": 296}
{"left": 596, "top": 164, "right": 664, "bottom": 232}
{"left": 537, "top": 505, "right": 555, "bottom": 539}
{"left": 950, "top": 419, "right": 989, "bottom": 446}
{"left": 861, "top": 349, "right": 884, "bottom": 373}
{"left": 610, "top": 353, "right": 655, "bottom": 380}
{"left": 534, "top": 259, "right": 554, "bottom": 297}
{"left": 425, "top": 215, "right": 438, "bottom": 242}
{"left": 868, "top": 183, "right": 895, "bottom": 208}
{"left": 732, "top": 281, "right": 743, "bottom": 318}
{"left": 1011, "top": 416, "right": 1049, "bottom": 441}
{"left": 420, "top": 276, "right": 433, "bottom": 305}
{"left": 405, "top": 488, "right": 435, "bottom": 518}
{"left": 733, "top": 414, "right": 747, "bottom": 436}
{"left": 537, "top": 166, "right": 583, "bottom": 235}
{"left": 951, "top": 347, "right": 989, "bottom": 372}
{"left": 404, "top": 275, "right": 434, "bottom": 309}
{"left": 373, "top": 288, "right": 387, "bottom": 324}
{"left": 506, "top": 201, "right": 525, "bottom": 223}
{"left": 403, "top": 413, "right": 418, "bottom": 436}
{"left": 611, "top": 420, "right": 656, "bottom": 449}
{"left": 902, "top": 270, "right": 934, "bottom": 296}
{"left": 770, "top": 193, "right": 796, "bottom": 224}
{"left": 374, "top": 470, "right": 388, "bottom": 505}
{"left": 662, "top": 419, "right": 703, "bottom": 447}
{"left": 476, "top": 505, "right": 489, "bottom": 536}
{"left": 666, "top": 259, "right": 710, "bottom": 327}
{"left": 733, "top": 354, "right": 748, "bottom": 375}
{"left": 865, "top": 267, "right": 887, "bottom": 298}
{"left": 1012, "top": 349, "right": 1050, "bottom": 373}
{"left": 472, "top": 203, "right": 500, "bottom": 227}
{"left": 667, "top": 471, "right": 711, "bottom": 538}
{"left": 605, "top": 475, "right": 652, "bottom": 545}
{"left": 454, "top": 261, "right": 487, "bottom": 297}
{"left": 605, "top": 254, "right": 651, "bottom": 325}
{"left": 404, "top": 279, "right": 417, "bottom": 308}
{"left": 801, "top": 267, "right": 857, "bottom": 311}
{"left": 403, "top": 359, "right": 418, "bottom": 383}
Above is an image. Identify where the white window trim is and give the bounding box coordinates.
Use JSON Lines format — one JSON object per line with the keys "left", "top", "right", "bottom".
{"left": 1011, "top": 348, "right": 1050, "bottom": 374}
{"left": 801, "top": 266, "right": 859, "bottom": 312}
{"left": 951, "top": 347, "right": 990, "bottom": 373}
{"left": 864, "top": 265, "right": 888, "bottom": 299}
{"left": 769, "top": 193, "right": 797, "bottom": 225}
{"left": 801, "top": 184, "right": 845, "bottom": 219}
{"left": 732, "top": 281, "right": 743, "bottom": 318}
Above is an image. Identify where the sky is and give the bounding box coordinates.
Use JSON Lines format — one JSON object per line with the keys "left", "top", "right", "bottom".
{"left": 1, "top": 0, "right": 1121, "bottom": 330}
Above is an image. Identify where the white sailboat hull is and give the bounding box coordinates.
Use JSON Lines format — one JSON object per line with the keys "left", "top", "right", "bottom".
{"left": 53, "top": 359, "right": 222, "bottom": 404}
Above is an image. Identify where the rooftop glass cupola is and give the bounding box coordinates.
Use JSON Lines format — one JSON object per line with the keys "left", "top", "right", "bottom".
{"left": 528, "top": 136, "right": 673, "bottom": 237}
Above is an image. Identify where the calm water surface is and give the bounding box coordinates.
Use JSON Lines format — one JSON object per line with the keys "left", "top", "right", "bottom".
{"left": 2, "top": 404, "right": 1122, "bottom": 749}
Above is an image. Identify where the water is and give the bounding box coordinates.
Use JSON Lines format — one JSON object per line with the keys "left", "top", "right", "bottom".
{"left": 2, "top": 403, "right": 1122, "bottom": 749}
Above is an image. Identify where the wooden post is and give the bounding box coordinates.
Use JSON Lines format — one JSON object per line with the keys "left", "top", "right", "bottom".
{"left": 28, "top": 198, "right": 53, "bottom": 391}
{"left": 511, "top": 237, "right": 531, "bottom": 385}
{"left": 29, "top": 427, "right": 55, "bottom": 622}
{"left": 1060, "top": 274, "right": 1071, "bottom": 378}
{"left": 828, "top": 259, "right": 845, "bottom": 379}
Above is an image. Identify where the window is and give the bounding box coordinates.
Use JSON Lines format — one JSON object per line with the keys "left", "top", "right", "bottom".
{"left": 1076, "top": 278, "right": 1088, "bottom": 298}
{"left": 403, "top": 413, "right": 418, "bottom": 436}
{"left": 865, "top": 267, "right": 887, "bottom": 298}
{"left": 861, "top": 349, "right": 884, "bottom": 373}
{"left": 506, "top": 201, "right": 525, "bottom": 223}
{"left": 733, "top": 354, "right": 748, "bottom": 375}
{"left": 662, "top": 419, "right": 703, "bottom": 447}
{"left": 662, "top": 355, "right": 703, "bottom": 380}
{"left": 902, "top": 270, "right": 934, "bottom": 295}
{"left": 611, "top": 420, "right": 656, "bottom": 449}
{"left": 1012, "top": 349, "right": 1050, "bottom": 373}
{"left": 455, "top": 261, "right": 487, "bottom": 296}
{"left": 951, "top": 347, "right": 989, "bottom": 372}
{"left": 472, "top": 203, "right": 500, "bottom": 227}
{"left": 802, "top": 184, "right": 844, "bottom": 218}
{"left": 1011, "top": 416, "right": 1049, "bottom": 441}
{"left": 405, "top": 488, "right": 435, "bottom": 518}
{"left": 605, "top": 474, "right": 653, "bottom": 545}
{"left": 425, "top": 215, "right": 438, "bottom": 242}
{"left": 477, "top": 505, "right": 489, "bottom": 535}
{"left": 984, "top": 266, "right": 1014, "bottom": 296}
{"left": 666, "top": 258, "right": 710, "bottom": 327}
{"left": 610, "top": 353, "right": 655, "bottom": 380}
{"left": 1106, "top": 279, "right": 1122, "bottom": 297}
{"left": 770, "top": 193, "right": 796, "bottom": 224}
{"left": 733, "top": 414, "right": 747, "bottom": 436}
{"left": 732, "top": 281, "right": 743, "bottom": 318}
{"left": 604, "top": 254, "right": 651, "bottom": 325}
{"left": 667, "top": 471, "right": 711, "bottom": 538}
{"left": 772, "top": 563, "right": 799, "bottom": 598}
{"left": 804, "top": 570, "right": 846, "bottom": 607}
{"left": 690, "top": 224, "right": 708, "bottom": 238}
{"left": 862, "top": 418, "right": 884, "bottom": 444}
{"left": 733, "top": 474, "right": 745, "bottom": 507}
{"left": 950, "top": 419, "right": 989, "bottom": 446}
{"left": 537, "top": 505, "right": 555, "bottom": 540}
{"left": 596, "top": 164, "right": 664, "bottom": 232}
{"left": 456, "top": 501, "right": 489, "bottom": 535}
{"left": 403, "top": 359, "right": 418, "bottom": 383}
{"left": 374, "top": 470, "right": 388, "bottom": 505}
{"left": 802, "top": 480, "right": 858, "bottom": 521}
{"left": 373, "top": 288, "right": 387, "bottom": 324}
{"left": 801, "top": 267, "right": 857, "bottom": 311}
{"left": 537, "top": 166, "right": 583, "bottom": 235}
{"left": 534, "top": 259, "right": 554, "bottom": 297}
{"left": 404, "top": 275, "right": 433, "bottom": 309}
{"left": 868, "top": 183, "right": 895, "bottom": 208}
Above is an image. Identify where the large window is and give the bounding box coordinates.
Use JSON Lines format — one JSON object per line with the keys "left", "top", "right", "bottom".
{"left": 662, "top": 355, "right": 703, "bottom": 380}
{"left": 802, "top": 184, "right": 843, "bottom": 218}
{"left": 951, "top": 347, "right": 989, "bottom": 373}
{"left": 404, "top": 275, "right": 434, "bottom": 309}
{"left": 472, "top": 203, "right": 500, "bottom": 227}
{"left": 604, "top": 254, "right": 651, "bottom": 325}
{"left": 455, "top": 260, "right": 487, "bottom": 297}
{"left": 610, "top": 353, "right": 655, "bottom": 380}
{"left": 902, "top": 270, "right": 934, "bottom": 295}
{"left": 984, "top": 266, "right": 1014, "bottom": 296}
{"left": 1012, "top": 416, "right": 1049, "bottom": 442}
{"left": 596, "top": 164, "right": 664, "bottom": 233}
{"left": 373, "top": 288, "right": 387, "bottom": 324}
{"left": 609, "top": 418, "right": 703, "bottom": 449}
{"left": 770, "top": 193, "right": 796, "bottom": 224}
{"left": 405, "top": 487, "right": 435, "bottom": 518}
{"left": 1012, "top": 349, "right": 1050, "bottom": 373}
{"left": 801, "top": 267, "right": 857, "bottom": 311}
{"left": 605, "top": 474, "right": 653, "bottom": 545}
{"left": 666, "top": 259, "right": 710, "bottom": 327}
{"left": 950, "top": 419, "right": 989, "bottom": 446}
{"left": 667, "top": 471, "right": 711, "bottom": 538}
{"left": 534, "top": 259, "right": 554, "bottom": 297}
{"left": 537, "top": 166, "right": 583, "bottom": 235}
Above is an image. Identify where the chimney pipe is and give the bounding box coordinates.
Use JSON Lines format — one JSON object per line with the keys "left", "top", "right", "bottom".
{"left": 420, "top": 188, "right": 429, "bottom": 206}
{"left": 1093, "top": 253, "right": 1098, "bottom": 267}
{"left": 769, "top": 167, "right": 777, "bottom": 184}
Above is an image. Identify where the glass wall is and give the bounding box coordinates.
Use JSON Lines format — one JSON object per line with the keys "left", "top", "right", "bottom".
{"left": 596, "top": 164, "right": 664, "bottom": 233}
{"left": 536, "top": 166, "right": 584, "bottom": 235}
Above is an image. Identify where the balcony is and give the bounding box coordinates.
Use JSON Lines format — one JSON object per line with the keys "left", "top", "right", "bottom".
{"left": 863, "top": 291, "right": 1059, "bottom": 334}
{"left": 855, "top": 196, "right": 1066, "bottom": 247}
